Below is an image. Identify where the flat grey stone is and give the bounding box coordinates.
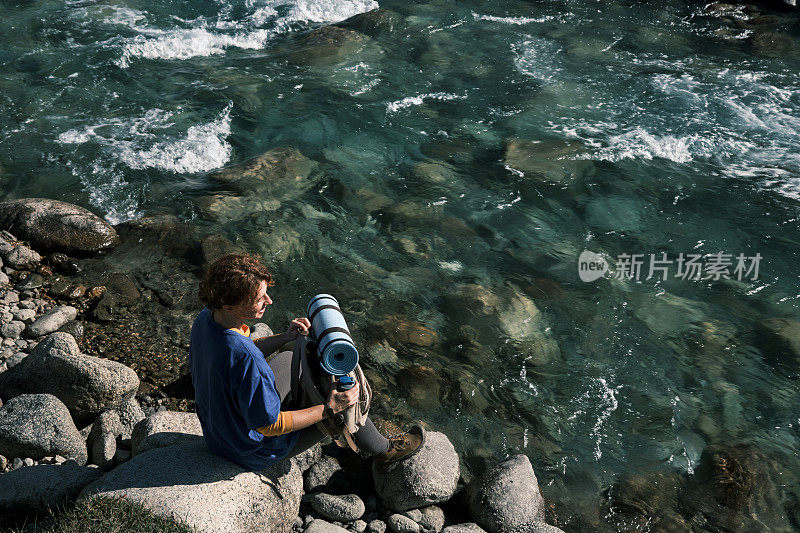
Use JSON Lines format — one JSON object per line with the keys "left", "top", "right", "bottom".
{"left": 80, "top": 440, "right": 303, "bottom": 533}
{"left": 0, "top": 332, "right": 139, "bottom": 425}
{"left": 0, "top": 394, "right": 87, "bottom": 465}
{"left": 26, "top": 305, "right": 78, "bottom": 337}
{"left": 131, "top": 411, "right": 204, "bottom": 455}
{"left": 373, "top": 431, "right": 460, "bottom": 512}
{"left": 307, "top": 493, "right": 365, "bottom": 522}
{"left": 353, "top": 519, "right": 368, "bottom": 533}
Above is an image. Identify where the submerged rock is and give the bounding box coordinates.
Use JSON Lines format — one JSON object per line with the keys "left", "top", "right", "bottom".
{"left": 201, "top": 233, "right": 245, "bottom": 268}
{"left": 289, "top": 26, "right": 374, "bottom": 66}
{"left": 0, "top": 198, "right": 119, "bottom": 255}
{"left": 503, "top": 139, "right": 593, "bottom": 184}
{"left": 337, "top": 9, "right": 404, "bottom": 37}
{"left": 80, "top": 440, "right": 303, "bottom": 533}
{"left": 115, "top": 214, "right": 193, "bottom": 258}
{"left": 209, "top": 147, "right": 317, "bottom": 198}
{"left": 0, "top": 394, "right": 87, "bottom": 465}
{"left": 373, "top": 430, "right": 459, "bottom": 511}
{"left": 755, "top": 317, "right": 800, "bottom": 366}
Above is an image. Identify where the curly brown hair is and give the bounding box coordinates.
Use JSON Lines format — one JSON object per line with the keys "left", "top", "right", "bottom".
{"left": 198, "top": 253, "right": 274, "bottom": 310}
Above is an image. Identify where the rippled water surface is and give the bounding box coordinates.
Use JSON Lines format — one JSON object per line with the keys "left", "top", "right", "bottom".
{"left": 3, "top": 0, "right": 800, "bottom": 529}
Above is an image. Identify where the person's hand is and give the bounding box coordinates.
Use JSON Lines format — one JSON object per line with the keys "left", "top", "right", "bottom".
{"left": 285, "top": 317, "right": 311, "bottom": 340}
{"left": 326, "top": 382, "right": 360, "bottom": 415}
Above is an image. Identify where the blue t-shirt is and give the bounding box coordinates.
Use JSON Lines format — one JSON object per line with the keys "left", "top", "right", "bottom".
{"left": 189, "top": 307, "right": 299, "bottom": 470}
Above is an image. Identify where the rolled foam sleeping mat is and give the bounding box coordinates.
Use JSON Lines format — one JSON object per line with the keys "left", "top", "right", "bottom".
{"left": 307, "top": 294, "right": 359, "bottom": 375}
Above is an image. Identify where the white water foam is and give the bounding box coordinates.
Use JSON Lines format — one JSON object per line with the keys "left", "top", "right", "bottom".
{"left": 513, "top": 38, "right": 562, "bottom": 82}
{"left": 386, "top": 92, "right": 466, "bottom": 113}
{"left": 118, "top": 104, "right": 233, "bottom": 174}
{"left": 58, "top": 104, "right": 233, "bottom": 174}
{"left": 119, "top": 28, "right": 273, "bottom": 67}
{"left": 472, "top": 13, "right": 555, "bottom": 25}
{"left": 114, "top": 0, "right": 379, "bottom": 67}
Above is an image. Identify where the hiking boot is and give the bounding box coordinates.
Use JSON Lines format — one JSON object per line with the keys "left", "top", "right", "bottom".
{"left": 374, "top": 424, "right": 426, "bottom": 469}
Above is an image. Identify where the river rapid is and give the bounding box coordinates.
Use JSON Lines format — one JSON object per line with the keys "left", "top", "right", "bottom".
{"left": 2, "top": 0, "right": 800, "bottom": 529}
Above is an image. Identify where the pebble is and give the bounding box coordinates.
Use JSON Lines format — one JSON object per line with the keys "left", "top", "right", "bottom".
{"left": 12, "top": 308, "right": 36, "bottom": 324}
{"left": 0, "top": 272, "right": 8, "bottom": 287}
{"left": 403, "top": 510, "right": 423, "bottom": 523}
{"left": 1, "top": 291, "right": 19, "bottom": 305}
{"left": 23, "top": 457, "right": 34, "bottom": 467}
{"left": 26, "top": 305, "right": 78, "bottom": 337}
{"left": 308, "top": 493, "right": 366, "bottom": 522}
{"left": 0, "top": 454, "right": 6, "bottom": 471}
{"left": 18, "top": 300, "right": 35, "bottom": 310}
{"left": 353, "top": 520, "right": 368, "bottom": 533}
{"left": 419, "top": 506, "right": 446, "bottom": 532}
{"left": 5, "top": 246, "right": 41, "bottom": 270}
{"left": 293, "top": 517, "right": 304, "bottom": 529}
{"left": 388, "top": 515, "right": 420, "bottom": 533}
{"left": 16, "top": 273, "right": 43, "bottom": 290}
{"left": 12, "top": 457, "right": 23, "bottom": 470}
{"left": 367, "top": 520, "right": 387, "bottom": 533}
{"left": 1, "top": 320, "right": 25, "bottom": 339}
{"left": 54, "top": 455, "right": 66, "bottom": 464}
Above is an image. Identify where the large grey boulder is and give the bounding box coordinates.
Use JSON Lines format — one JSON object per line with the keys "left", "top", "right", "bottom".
{"left": 80, "top": 440, "right": 303, "bottom": 533}
{"left": 463, "top": 455, "right": 548, "bottom": 533}
{"left": 373, "top": 431, "right": 459, "bottom": 512}
{"left": 0, "top": 394, "right": 87, "bottom": 465}
{"left": 0, "top": 332, "right": 139, "bottom": 425}
{"left": 0, "top": 198, "right": 120, "bottom": 255}
{"left": 131, "top": 410, "right": 203, "bottom": 455}
{"left": 26, "top": 305, "right": 78, "bottom": 337}
{"left": 0, "top": 462, "right": 103, "bottom": 518}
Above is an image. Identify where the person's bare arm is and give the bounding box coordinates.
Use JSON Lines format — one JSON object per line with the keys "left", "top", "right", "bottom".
{"left": 254, "top": 317, "right": 311, "bottom": 358}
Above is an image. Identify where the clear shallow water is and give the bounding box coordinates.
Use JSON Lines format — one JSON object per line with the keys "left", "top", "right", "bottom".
{"left": 3, "top": 0, "right": 800, "bottom": 529}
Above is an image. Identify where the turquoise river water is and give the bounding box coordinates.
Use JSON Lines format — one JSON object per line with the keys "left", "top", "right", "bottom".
{"left": 2, "top": 0, "right": 800, "bottom": 530}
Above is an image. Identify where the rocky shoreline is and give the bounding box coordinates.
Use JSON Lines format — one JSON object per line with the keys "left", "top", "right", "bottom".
{"left": 0, "top": 198, "right": 565, "bottom": 532}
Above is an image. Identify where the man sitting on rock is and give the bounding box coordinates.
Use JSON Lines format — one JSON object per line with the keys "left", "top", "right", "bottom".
{"left": 189, "top": 253, "right": 423, "bottom": 471}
